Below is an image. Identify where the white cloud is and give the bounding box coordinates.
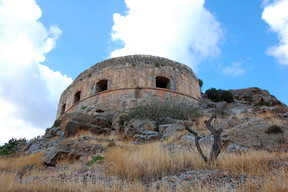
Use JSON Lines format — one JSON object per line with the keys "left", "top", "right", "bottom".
{"left": 222, "top": 62, "right": 246, "bottom": 76}
{"left": 110, "top": 0, "right": 224, "bottom": 70}
{"left": 262, "top": 0, "right": 288, "bottom": 65}
{"left": 0, "top": 0, "right": 72, "bottom": 144}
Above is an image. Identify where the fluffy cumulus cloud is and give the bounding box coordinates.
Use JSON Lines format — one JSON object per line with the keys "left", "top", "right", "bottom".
{"left": 110, "top": 0, "right": 224, "bottom": 70}
{"left": 262, "top": 0, "right": 288, "bottom": 65}
{"left": 222, "top": 62, "right": 246, "bottom": 76}
{"left": 0, "top": 0, "right": 72, "bottom": 144}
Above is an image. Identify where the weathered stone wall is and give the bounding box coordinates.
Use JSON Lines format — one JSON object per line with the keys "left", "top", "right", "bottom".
{"left": 57, "top": 55, "right": 201, "bottom": 118}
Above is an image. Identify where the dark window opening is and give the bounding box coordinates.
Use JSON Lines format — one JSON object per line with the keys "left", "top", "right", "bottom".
{"left": 61, "top": 104, "right": 66, "bottom": 115}
{"left": 156, "top": 76, "right": 170, "bottom": 89}
{"left": 74, "top": 91, "right": 81, "bottom": 103}
{"left": 95, "top": 79, "right": 108, "bottom": 93}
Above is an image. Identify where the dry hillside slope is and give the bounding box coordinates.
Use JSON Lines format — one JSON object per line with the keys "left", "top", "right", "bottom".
{"left": 0, "top": 87, "right": 287, "bottom": 192}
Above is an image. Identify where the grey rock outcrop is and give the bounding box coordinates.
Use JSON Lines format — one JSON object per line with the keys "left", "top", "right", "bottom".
{"left": 133, "top": 130, "right": 161, "bottom": 142}
{"left": 226, "top": 143, "right": 247, "bottom": 153}
{"left": 122, "top": 119, "right": 161, "bottom": 141}
{"left": 57, "top": 112, "right": 113, "bottom": 137}
{"left": 196, "top": 95, "right": 288, "bottom": 151}
{"left": 159, "top": 124, "right": 185, "bottom": 138}
{"left": 111, "top": 113, "right": 127, "bottom": 133}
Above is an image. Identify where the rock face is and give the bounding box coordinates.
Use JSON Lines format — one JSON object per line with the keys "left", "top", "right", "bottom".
{"left": 41, "top": 138, "right": 104, "bottom": 166}
{"left": 159, "top": 123, "right": 185, "bottom": 138}
{"left": 229, "top": 87, "right": 283, "bottom": 106}
{"left": 198, "top": 89, "right": 288, "bottom": 151}
{"left": 59, "top": 112, "right": 113, "bottom": 137}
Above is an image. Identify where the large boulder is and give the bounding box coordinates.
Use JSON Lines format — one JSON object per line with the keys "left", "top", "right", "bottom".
{"left": 133, "top": 130, "right": 161, "bottom": 142}
{"left": 42, "top": 146, "right": 69, "bottom": 166}
{"left": 111, "top": 113, "right": 127, "bottom": 133}
{"left": 64, "top": 121, "right": 110, "bottom": 137}
{"left": 60, "top": 112, "right": 113, "bottom": 129}
{"left": 55, "top": 112, "right": 113, "bottom": 137}
{"left": 158, "top": 124, "right": 185, "bottom": 138}
{"left": 41, "top": 138, "right": 104, "bottom": 166}
{"left": 121, "top": 119, "right": 160, "bottom": 141}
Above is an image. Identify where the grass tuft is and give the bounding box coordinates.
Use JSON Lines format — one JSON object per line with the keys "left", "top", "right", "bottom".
{"left": 104, "top": 142, "right": 205, "bottom": 182}
{"left": 85, "top": 156, "right": 104, "bottom": 166}
{"left": 0, "top": 152, "right": 43, "bottom": 171}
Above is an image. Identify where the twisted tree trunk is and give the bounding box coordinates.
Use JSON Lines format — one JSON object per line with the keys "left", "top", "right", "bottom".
{"left": 185, "top": 114, "right": 223, "bottom": 164}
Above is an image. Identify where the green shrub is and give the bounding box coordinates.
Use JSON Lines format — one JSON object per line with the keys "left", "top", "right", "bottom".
{"left": 205, "top": 88, "right": 234, "bottom": 103}
{"left": 254, "top": 101, "right": 273, "bottom": 107}
{"left": 81, "top": 105, "right": 88, "bottom": 110}
{"left": 0, "top": 138, "right": 27, "bottom": 155}
{"left": 126, "top": 99, "right": 202, "bottom": 121}
{"left": 85, "top": 156, "right": 104, "bottom": 166}
{"left": 220, "top": 90, "right": 234, "bottom": 103}
{"left": 198, "top": 78, "right": 203, "bottom": 88}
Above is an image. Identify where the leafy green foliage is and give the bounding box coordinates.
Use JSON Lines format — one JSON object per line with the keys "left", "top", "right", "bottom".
{"left": 126, "top": 99, "right": 202, "bottom": 121}
{"left": 85, "top": 156, "right": 104, "bottom": 166}
{"left": 198, "top": 78, "right": 203, "bottom": 88}
{"left": 81, "top": 105, "right": 88, "bottom": 110}
{"left": 0, "top": 138, "right": 27, "bottom": 155}
{"left": 205, "top": 88, "right": 234, "bottom": 103}
{"left": 254, "top": 101, "right": 273, "bottom": 107}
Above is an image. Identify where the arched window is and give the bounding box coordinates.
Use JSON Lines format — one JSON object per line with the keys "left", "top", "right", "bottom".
{"left": 61, "top": 103, "right": 66, "bottom": 115}
{"left": 74, "top": 91, "right": 81, "bottom": 103}
{"left": 156, "top": 76, "right": 170, "bottom": 89}
{"left": 95, "top": 79, "right": 108, "bottom": 93}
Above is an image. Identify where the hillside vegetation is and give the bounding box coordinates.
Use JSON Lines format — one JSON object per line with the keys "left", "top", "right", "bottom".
{"left": 0, "top": 87, "right": 287, "bottom": 192}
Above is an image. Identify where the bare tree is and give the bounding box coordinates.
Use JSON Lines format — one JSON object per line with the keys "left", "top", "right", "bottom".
{"left": 185, "top": 113, "right": 223, "bottom": 164}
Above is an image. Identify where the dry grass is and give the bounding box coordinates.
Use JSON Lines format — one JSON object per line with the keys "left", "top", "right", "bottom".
{"left": 260, "top": 168, "right": 288, "bottom": 192}
{"left": 104, "top": 142, "right": 206, "bottom": 181}
{"left": 104, "top": 142, "right": 287, "bottom": 182}
{"left": 73, "top": 130, "right": 123, "bottom": 140}
{"left": 0, "top": 172, "right": 147, "bottom": 192}
{"left": 240, "top": 168, "right": 288, "bottom": 192}
{"left": 0, "top": 139, "right": 287, "bottom": 191}
{"left": 165, "top": 129, "right": 188, "bottom": 144}
{"left": 217, "top": 150, "right": 286, "bottom": 175}
{"left": 0, "top": 152, "right": 43, "bottom": 171}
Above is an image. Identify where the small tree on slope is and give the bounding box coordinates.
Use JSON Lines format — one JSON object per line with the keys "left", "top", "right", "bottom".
{"left": 184, "top": 112, "right": 223, "bottom": 164}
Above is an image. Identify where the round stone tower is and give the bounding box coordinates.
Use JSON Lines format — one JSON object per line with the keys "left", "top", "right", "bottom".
{"left": 57, "top": 55, "right": 201, "bottom": 118}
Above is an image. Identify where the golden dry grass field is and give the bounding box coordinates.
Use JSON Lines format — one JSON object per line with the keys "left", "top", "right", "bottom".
{"left": 0, "top": 137, "right": 287, "bottom": 192}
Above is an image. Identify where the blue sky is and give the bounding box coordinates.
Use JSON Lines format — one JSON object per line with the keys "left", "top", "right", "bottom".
{"left": 0, "top": 0, "right": 287, "bottom": 144}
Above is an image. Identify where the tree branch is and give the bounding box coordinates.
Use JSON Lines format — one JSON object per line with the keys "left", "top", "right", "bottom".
{"left": 203, "top": 114, "right": 223, "bottom": 163}
{"left": 185, "top": 124, "right": 207, "bottom": 162}
{"left": 204, "top": 114, "right": 217, "bottom": 133}
{"left": 185, "top": 113, "right": 224, "bottom": 164}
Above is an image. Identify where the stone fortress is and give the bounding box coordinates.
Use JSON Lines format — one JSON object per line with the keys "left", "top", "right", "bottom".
{"left": 57, "top": 55, "right": 201, "bottom": 118}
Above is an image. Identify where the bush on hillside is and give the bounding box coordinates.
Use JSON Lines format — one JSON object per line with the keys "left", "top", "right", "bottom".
{"left": 126, "top": 99, "right": 202, "bottom": 121}
{"left": 198, "top": 78, "right": 203, "bottom": 88}
{"left": 205, "top": 88, "right": 234, "bottom": 103}
{"left": 0, "top": 138, "right": 27, "bottom": 155}
{"left": 254, "top": 101, "right": 273, "bottom": 107}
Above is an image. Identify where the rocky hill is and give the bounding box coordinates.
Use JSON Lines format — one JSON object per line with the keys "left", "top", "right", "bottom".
{"left": 0, "top": 87, "right": 287, "bottom": 192}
